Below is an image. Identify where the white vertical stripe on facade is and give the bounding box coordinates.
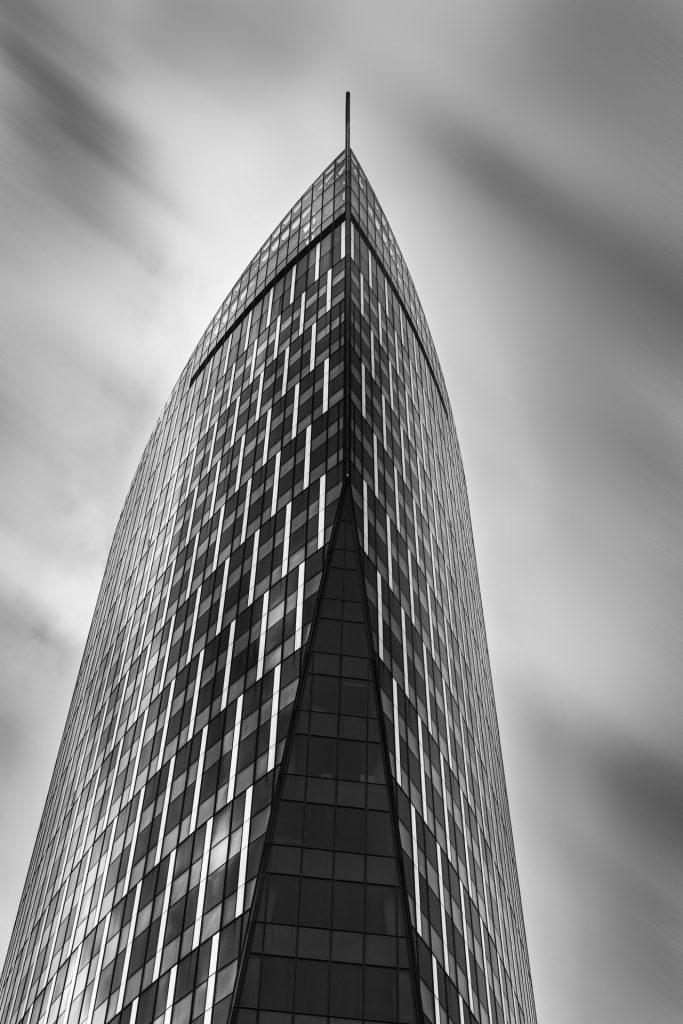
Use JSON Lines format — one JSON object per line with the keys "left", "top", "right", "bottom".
{"left": 248, "top": 332, "right": 258, "bottom": 383}
{"left": 322, "top": 357, "right": 329, "bottom": 412}
{"left": 192, "top": 817, "right": 214, "bottom": 948}
{"left": 273, "top": 314, "right": 281, "bottom": 358}
{"left": 303, "top": 425, "right": 311, "bottom": 489}
{"left": 235, "top": 786, "right": 253, "bottom": 918}
{"left": 291, "top": 381, "right": 300, "bottom": 438}
{"left": 185, "top": 533, "right": 199, "bottom": 602}
{"left": 216, "top": 558, "right": 230, "bottom": 634}
{"left": 156, "top": 679, "right": 175, "bottom": 775}
{"left": 439, "top": 753, "right": 452, "bottom": 861}
{"left": 394, "top": 465, "right": 401, "bottom": 531}
{"left": 432, "top": 954, "right": 442, "bottom": 1024}
{"left": 377, "top": 571, "right": 383, "bottom": 655}
{"left": 318, "top": 473, "right": 326, "bottom": 549}
{"left": 248, "top": 528, "right": 260, "bottom": 605}
{"left": 281, "top": 346, "right": 290, "bottom": 397}
{"left": 459, "top": 879, "right": 475, "bottom": 1009}
{"left": 289, "top": 266, "right": 296, "bottom": 305}
{"left": 234, "top": 434, "right": 245, "bottom": 489}
{"left": 129, "top": 707, "right": 148, "bottom": 800}
{"left": 271, "top": 450, "right": 281, "bottom": 516}
{"left": 401, "top": 608, "right": 409, "bottom": 693}
{"left": 227, "top": 694, "right": 243, "bottom": 804}
{"left": 282, "top": 502, "right": 292, "bottom": 578}
{"left": 186, "top": 586, "right": 202, "bottom": 660}
{"left": 229, "top": 396, "right": 240, "bottom": 449}
{"left": 254, "top": 371, "right": 264, "bottom": 421}
{"left": 203, "top": 932, "right": 220, "bottom": 1024}
{"left": 266, "top": 287, "right": 273, "bottom": 326}
{"left": 373, "top": 434, "right": 379, "bottom": 494}
{"left": 387, "top": 513, "right": 393, "bottom": 590}
{"left": 418, "top": 718, "right": 428, "bottom": 824}
{"left": 262, "top": 406, "right": 271, "bottom": 467}
{"left": 189, "top": 725, "right": 208, "bottom": 833}
{"left": 363, "top": 480, "right": 369, "bottom": 554}
{"left": 340, "top": 222, "right": 345, "bottom": 259}
{"left": 154, "top": 754, "right": 176, "bottom": 866}
{"left": 361, "top": 362, "right": 366, "bottom": 418}
{"left": 410, "top": 804, "right": 422, "bottom": 936}
{"left": 84, "top": 912, "right": 111, "bottom": 1024}
{"left": 437, "top": 846, "right": 450, "bottom": 974}
{"left": 257, "top": 591, "right": 269, "bottom": 679}
{"left": 299, "top": 291, "right": 305, "bottom": 335}
{"left": 115, "top": 880, "right": 141, "bottom": 1014}
{"left": 163, "top": 964, "right": 177, "bottom": 1024}
{"left": 240, "top": 478, "right": 252, "bottom": 545}
{"left": 211, "top": 504, "right": 225, "bottom": 573}
{"left": 188, "top": 649, "right": 205, "bottom": 739}
{"left": 309, "top": 321, "right": 317, "bottom": 371}
{"left": 243, "top": 310, "right": 253, "bottom": 353}
{"left": 326, "top": 268, "right": 332, "bottom": 312}
{"left": 392, "top": 676, "right": 401, "bottom": 787}
{"left": 220, "top": 621, "right": 236, "bottom": 712}
{"left": 314, "top": 243, "right": 320, "bottom": 281}
{"left": 266, "top": 667, "right": 283, "bottom": 776}
{"left": 294, "top": 561, "right": 305, "bottom": 650}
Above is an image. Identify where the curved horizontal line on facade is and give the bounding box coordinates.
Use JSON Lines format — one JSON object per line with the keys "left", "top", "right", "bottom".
{"left": 350, "top": 214, "right": 449, "bottom": 417}
{"left": 190, "top": 213, "right": 449, "bottom": 419}
{"left": 189, "top": 213, "right": 345, "bottom": 387}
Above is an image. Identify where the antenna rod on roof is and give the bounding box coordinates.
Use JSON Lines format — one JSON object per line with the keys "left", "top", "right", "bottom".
{"left": 345, "top": 91, "right": 350, "bottom": 150}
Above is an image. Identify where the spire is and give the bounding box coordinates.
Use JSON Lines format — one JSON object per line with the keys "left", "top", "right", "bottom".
{"left": 345, "top": 90, "right": 350, "bottom": 151}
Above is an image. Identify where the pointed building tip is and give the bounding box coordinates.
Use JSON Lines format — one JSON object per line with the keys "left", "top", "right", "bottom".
{"left": 345, "top": 91, "right": 350, "bottom": 150}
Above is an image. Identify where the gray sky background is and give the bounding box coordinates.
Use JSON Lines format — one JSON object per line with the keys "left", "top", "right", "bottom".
{"left": 1, "top": 3, "right": 682, "bottom": 1022}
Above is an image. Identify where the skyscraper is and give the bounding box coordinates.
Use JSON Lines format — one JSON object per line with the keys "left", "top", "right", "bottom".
{"left": 1, "top": 100, "right": 536, "bottom": 1024}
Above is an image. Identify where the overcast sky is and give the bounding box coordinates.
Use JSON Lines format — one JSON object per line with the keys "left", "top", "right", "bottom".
{"left": 1, "top": 3, "right": 682, "bottom": 1022}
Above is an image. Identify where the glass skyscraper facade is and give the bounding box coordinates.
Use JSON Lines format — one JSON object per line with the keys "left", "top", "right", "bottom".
{"left": 1, "top": 118, "right": 536, "bottom": 1024}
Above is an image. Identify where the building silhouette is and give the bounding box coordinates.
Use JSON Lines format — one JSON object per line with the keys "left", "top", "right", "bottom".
{"left": 1, "top": 99, "right": 536, "bottom": 1024}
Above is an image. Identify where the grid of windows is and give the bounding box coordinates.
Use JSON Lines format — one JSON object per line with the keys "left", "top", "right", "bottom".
{"left": 1, "top": 140, "right": 536, "bottom": 1024}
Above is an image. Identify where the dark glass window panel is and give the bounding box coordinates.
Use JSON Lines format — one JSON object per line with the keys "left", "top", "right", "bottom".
{"left": 239, "top": 955, "right": 261, "bottom": 1008}
{"left": 258, "top": 955, "right": 295, "bottom": 1012}
{"left": 297, "top": 927, "right": 330, "bottom": 960}
{"left": 332, "top": 881, "right": 364, "bottom": 931}
{"left": 365, "top": 885, "right": 397, "bottom": 934}
{"left": 339, "top": 678, "right": 367, "bottom": 717}
{"left": 366, "top": 934, "right": 397, "bottom": 966}
{"left": 331, "top": 929, "right": 363, "bottom": 963}
{"left": 294, "top": 959, "right": 329, "bottom": 1015}
{"left": 275, "top": 801, "right": 304, "bottom": 844}
{"left": 307, "top": 736, "right": 337, "bottom": 778}
{"left": 299, "top": 877, "right": 332, "bottom": 928}
{"left": 335, "top": 807, "right": 365, "bottom": 852}
{"left": 338, "top": 739, "right": 366, "bottom": 781}
{"left": 364, "top": 965, "right": 398, "bottom": 1021}
{"left": 329, "top": 962, "right": 363, "bottom": 1018}
{"left": 334, "top": 852, "right": 364, "bottom": 882}
{"left": 263, "top": 924, "right": 297, "bottom": 956}
{"left": 398, "top": 970, "right": 417, "bottom": 1022}
{"left": 367, "top": 810, "right": 393, "bottom": 855}
{"left": 265, "top": 875, "right": 300, "bottom": 925}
